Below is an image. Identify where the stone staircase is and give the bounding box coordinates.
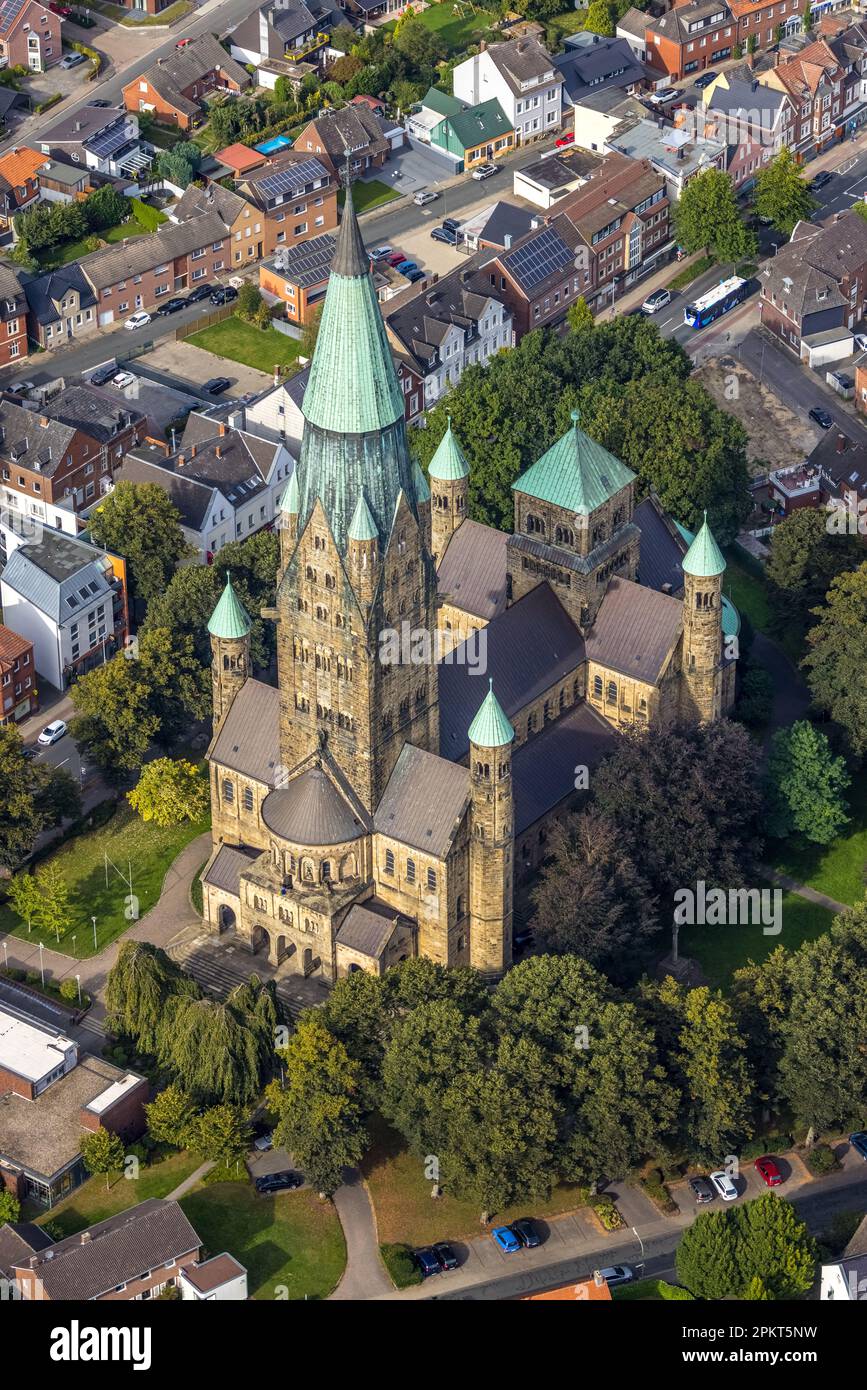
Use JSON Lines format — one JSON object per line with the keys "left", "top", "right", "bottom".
{"left": 166, "top": 931, "right": 329, "bottom": 1020}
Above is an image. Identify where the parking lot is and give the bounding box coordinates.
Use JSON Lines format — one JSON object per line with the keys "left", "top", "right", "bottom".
{"left": 93, "top": 368, "right": 206, "bottom": 434}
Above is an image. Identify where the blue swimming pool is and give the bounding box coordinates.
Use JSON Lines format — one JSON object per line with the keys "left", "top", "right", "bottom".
{"left": 255, "top": 135, "right": 293, "bottom": 154}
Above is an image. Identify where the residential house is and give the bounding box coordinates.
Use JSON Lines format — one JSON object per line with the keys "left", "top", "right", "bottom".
{"left": 384, "top": 260, "right": 514, "bottom": 412}
{"left": 616, "top": 7, "right": 653, "bottom": 63}
{"left": 37, "top": 105, "right": 148, "bottom": 179}
{"left": 457, "top": 200, "right": 538, "bottom": 253}
{"left": 0, "top": 526, "right": 129, "bottom": 687}
{"left": 0, "top": 0, "right": 62, "bottom": 74}
{"left": 179, "top": 1253, "right": 248, "bottom": 1301}
{"left": 235, "top": 150, "right": 337, "bottom": 256}
{"left": 645, "top": 0, "right": 737, "bottom": 83}
{"left": 113, "top": 0, "right": 183, "bottom": 14}
{"left": 83, "top": 210, "right": 231, "bottom": 327}
{"left": 117, "top": 413, "right": 295, "bottom": 560}
{"left": 408, "top": 88, "right": 514, "bottom": 170}
{"left": 0, "top": 384, "right": 146, "bottom": 532}
{"left": 452, "top": 37, "right": 564, "bottom": 145}
{"left": 0, "top": 147, "right": 44, "bottom": 236}
{"left": 804, "top": 424, "right": 867, "bottom": 520}
{"left": 554, "top": 31, "right": 650, "bottom": 145}
{"left": 759, "top": 210, "right": 867, "bottom": 355}
{"left": 227, "top": 0, "right": 338, "bottom": 68}
{"left": 0, "top": 1001, "right": 146, "bottom": 1207}
{"left": 758, "top": 38, "right": 848, "bottom": 154}
{"left": 23, "top": 262, "right": 98, "bottom": 350}
{"left": 11, "top": 1200, "right": 203, "bottom": 1299}
{"left": 513, "top": 146, "right": 604, "bottom": 209}
{"left": 0, "top": 264, "right": 28, "bottom": 369}
{"left": 0, "top": 624, "right": 36, "bottom": 724}
{"left": 829, "top": 20, "right": 867, "bottom": 132}
{"left": 259, "top": 232, "right": 335, "bottom": 324}
{"left": 122, "top": 32, "right": 251, "bottom": 131}
{"left": 477, "top": 214, "right": 586, "bottom": 336}
{"left": 343, "top": 0, "right": 402, "bottom": 21}
{"left": 294, "top": 104, "right": 391, "bottom": 176}
{"left": 700, "top": 76, "right": 797, "bottom": 190}
{"left": 35, "top": 158, "right": 94, "bottom": 204}
{"left": 820, "top": 1213, "right": 867, "bottom": 1300}
{"left": 728, "top": 0, "right": 806, "bottom": 52}
{"left": 606, "top": 115, "right": 727, "bottom": 199}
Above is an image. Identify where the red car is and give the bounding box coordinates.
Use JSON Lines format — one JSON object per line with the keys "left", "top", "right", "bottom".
{"left": 176, "top": 36, "right": 193, "bottom": 47}
{"left": 49, "top": 1, "right": 72, "bottom": 13}
{"left": 555, "top": 131, "right": 575, "bottom": 147}
{"left": 754, "top": 1156, "right": 783, "bottom": 1187}
{"left": 386, "top": 252, "right": 406, "bottom": 267}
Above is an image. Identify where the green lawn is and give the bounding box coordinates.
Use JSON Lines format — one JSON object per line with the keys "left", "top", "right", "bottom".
{"left": 33, "top": 1148, "right": 201, "bottom": 1238}
{"left": 680, "top": 889, "right": 835, "bottom": 987}
{"left": 770, "top": 771, "right": 867, "bottom": 909}
{"left": 338, "top": 178, "right": 400, "bottom": 214}
{"left": 0, "top": 801, "right": 209, "bottom": 958}
{"left": 37, "top": 216, "right": 157, "bottom": 271}
{"left": 187, "top": 316, "right": 303, "bottom": 374}
{"left": 415, "top": 0, "right": 498, "bottom": 52}
{"left": 362, "top": 1117, "right": 588, "bottom": 1244}
{"left": 122, "top": 0, "right": 193, "bottom": 22}
{"left": 722, "top": 547, "right": 773, "bottom": 636}
{"left": 614, "top": 1279, "right": 694, "bottom": 1301}
{"left": 179, "top": 1179, "right": 346, "bottom": 1300}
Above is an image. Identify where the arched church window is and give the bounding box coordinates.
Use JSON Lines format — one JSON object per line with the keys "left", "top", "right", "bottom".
{"left": 384, "top": 848, "right": 395, "bottom": 875}
{"left": 457, "top": 895, "right": 465, "bottom": 918}
{"left": 406, "top": 858, "right": 416, "bottom": 884}
{"left": 607, "top": 681, "right": 617, "bottom": 704}
{"left": 427, "top": 868, "right": 437, "bottom": 891}
{"left": 222, "top": 779, "right": 234, "bottom": 803}
{"left": 322, "top": 861, "right": 332, "bottom": 882}
{"left": 593, "top": 675, "right": 602, "bottom": 698}
{"left": 243, "top": 788, "right": 253, "bottom": 813}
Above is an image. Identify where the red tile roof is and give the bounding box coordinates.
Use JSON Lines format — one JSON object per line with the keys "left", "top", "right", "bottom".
{"left": 0, "top": 624, "right": 32, "bottom": 670}
{"left": 215, "top": 142, "right": 267, "bottom": 174}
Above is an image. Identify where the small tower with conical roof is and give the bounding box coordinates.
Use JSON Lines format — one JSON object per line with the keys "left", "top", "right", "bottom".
{"left": 680, "top": 512, "right": 726, "bottom": 723}
{"left": 429, "top": 417, "right": 469, "bottom": 565}
{"left": 347, "top": 489, "right": 379, "bottom": 610}
{"left": 278, "top": 471, "right": 299, "bottom": 577}
{"left": 208, "top": 573, "right": 251, "bottom": 731}
{"left": 468, "top": 680, "right": 515, "bottom": 979}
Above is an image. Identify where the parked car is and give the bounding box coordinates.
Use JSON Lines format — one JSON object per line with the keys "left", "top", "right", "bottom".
{"left": 472, "top": 162, "right": 499, "bottom": 181}
{"left": 693, "top": 71, "right": 715, "bottom": 89}
{"left": 413, "top": 189, "right": 439, "bottom": 206}
{"left": 9, "top": 379, "right": 36, "bottom": 395}
{"left": 849, "top": 1131, "right": 867, "bottom": 1160}
{"left": 49, "top": 2, "right": 73, "bottom": 13}
{"left": 415, "top": 1247, "right": 441, "bottom": 1278}
{"left": 254, "top": 1170, "right": 303, "bottom": 1194}
{"left": 404, "top": 268, "right": 425, "bottom": 283}
{"left": 202, "top": 377, "right": 231, "bottom": 395}
{"left": 810, "top": 170, "right": 833, "bottom": 191}
{"left": 112, "top": 371, "right": 134, "bottom": 389}
{"left": 38, "top": 720, "right": 67, "bottom": 746}
{"left": 60, "top": 51, "right": 86, "bottom": 68}
{"left": 854, "top": 333, "right": 867, "bottom": 352}
{"left": 809, "top": 405, "right": 834, "bottom": 429}
{"left": 433, "top": 1242, "right": 458, "bottom": 1271}
{"left": 431, "top": 226, "right": 458, "bottom": 244}
{"left": 641, "top": 288, "right": 671, "bottom": 314}
{"left": 156, "top": 296, "right": 186, "bottom": 317}
{"left": 89, "top": 363, "right": 117, "bottom": 386}
{"left": 369, "top": 245, "right": 393, "bottom": 261}
{"left": 442, "top": 217, "right": 461, "bottom": 234}
{"left": 209, "top": 286, "right": 238, "bottom": 306}
{"left": 491, "top": 1225, "right": 521, "bottom": 1254}
{"left": 188, "top": 282, "right": 214, "bottom": 302}
{"left": 688, "top": 1176, "right": 715, "bottom": 1205}
{"left": 598, "top": 1265, "right": 635, "bottom": 1287}
{"left": 176, "top": 36, "right": 193, "bottom": 47}
{"left": 124, "top": 311, "right": 151, "bottom": 330}
{"left": 709, "top": 1170, "right": 738, "bottom": 1201}
{"left": 754, "top": 1156, "right": 783, "bottom": 1187}
{"left": 386, "top": 252, "right": 407, "bottom": 267}
{"left": 510, "top": 1218, "right": 541, "bottom": 1249}
{"left": 395, "top": 260, "right": 418, "bottom": 276}
{"left": 22, "top": 746, "right": 38, "bottom": 760}
{"left": 87, "top": 99, "right": 112, "bottom": 108}
{"left": 555, "top": 131, "right": 575, "bottom": 147}
{"left": 253, "top": 1130, "right": 273, "bottom": 1152}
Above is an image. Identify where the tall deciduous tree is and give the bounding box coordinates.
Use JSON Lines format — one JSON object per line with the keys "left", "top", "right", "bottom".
{"left": 33, "top": 861, "right": 70, "bottom": 944}
{"left": 6, "top": 870, "right": 42, "bottom": 933}
{"left": 765, "top": 506, "right": 862, "bottom": 636}
{"left": 127, "top": 758, "right": 209, "bottom": 828}
{"left": 802, "top": 563, "right": 867, "bottom": 757}
{"left": 674, "top": 166, "right": 758, "bottom": 263}
{"left": 145, "top": 1085, "right": 196, "bottom": 1149}
{"left": 753, "top": 149, "right": 817, "bottom": 235}
{"left": 0, "top": 725, "right": 43, "bottom": 868}
{"left": 105, "top": 941, "right": 201, "bottom": 1056}
{"left": 186, "top": 1104, "right": 251, "bottom": 1170}
{"left": 80, "top": 1128, "right": 126, "bottom": 1190}
{"left": 765, "top": 720, "right": 850, "bottom": 844}
{"left": 88, "top": 481, "right": 190, "bottom": 608}
{"left": 162, "top": 997, "right": 265, "bottom": 1107}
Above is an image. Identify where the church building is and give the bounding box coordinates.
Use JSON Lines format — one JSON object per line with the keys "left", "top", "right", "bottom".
{"left": 201, "top": 184, "right": 736, "bottom": 984}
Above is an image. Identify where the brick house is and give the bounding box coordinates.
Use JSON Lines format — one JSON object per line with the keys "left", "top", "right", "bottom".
{"left": 294, "top": 104, "right": 390, "bottom": 176}
{"left": 759, "top": 211, "right": 867, "bottom": 353}
{"left": 0, "top": 264, "right": 28, "bottom": 369}
{"left": 701, "top": 74, "right": 797, "bottom": 190}
{"left": 23, "top": 262, "right": 98, "bottom": 350}
{"left": 122, "top": 32, "right": 250, "bottom": 130}
{"left": 0, "top": 147, "right": 44, "bottom": 235}
{"left": 0, "top": 624, "right": 36, "bottom": 724}
{"left": 83, "top": 210, "right": 231, "bottom": 327}
{"left": 759, "top": 38, "right": 848, "bottom": 154}
{"left": 645, "top": 0, "right": 737, "bottom": 82}
{"left": 728, "top": 0, "right": 805, "bottom": 51}
{"left": 234, "top": 150, "right": 337, "bottom": 258}
{"left": 0, "top": 0, "right": 62, "bottom": 74}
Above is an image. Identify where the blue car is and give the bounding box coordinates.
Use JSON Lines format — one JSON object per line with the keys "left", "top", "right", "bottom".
{"left": 850, "top": 1131, "right": 867, "bottom": 1160}
{"left": 415, "top": 1247, "right": 441, "bottom": 1277}
{"left": 491, "top": 1226, "right": 521, "bottom": 1254}
{"left": 395, "top": 260, "right": 418, "bottom": 276}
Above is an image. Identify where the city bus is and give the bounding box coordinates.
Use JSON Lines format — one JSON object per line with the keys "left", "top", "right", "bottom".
{"left": 683, "top": 276, "right": 749, "bottom": 329}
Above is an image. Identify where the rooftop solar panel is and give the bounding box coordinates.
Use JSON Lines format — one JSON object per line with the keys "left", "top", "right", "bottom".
{"left": 259, "top": 157, "right": 326, "bottom": 199}
{"left": 0, "top": 0, "right": 28, "bottom": 32}
{"left": 88, "top": 121, "right": 132, "bottom": 159}
{"left": 503, "top": 225, "right": 573, "bottom": 293}
{"left": 276, "top": 233, "right": 337, "bottom": 288}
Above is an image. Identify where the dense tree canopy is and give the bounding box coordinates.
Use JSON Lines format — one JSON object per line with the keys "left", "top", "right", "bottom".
{"left": 802, "top": 563, "right": 867, "bottom": 757}
{"left": 765, "top": 720, "right": 850, "bottom": 845}
{"left": 677, "top": 1194, "right": 815, "bottom": 1299}
{"left": 766, "top": 507, "right": 862, "bottom": 638}
{"left": 88, "top": 482, "right": 190, "bottom": 608}
{"left": 753, "top": 149, "right": 817, "bottom": 236}
{"left": 674, "top": 167, "right": 758, "bottom": 263}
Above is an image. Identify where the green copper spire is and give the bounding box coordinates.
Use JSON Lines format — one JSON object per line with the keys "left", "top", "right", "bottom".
{"left": 682, "top": 512, "right": 726, "bottom": 578}
{"left": 468, "top": 679, "right": 514, "bottom": 749}
{"left": 347, "top": 490, "right": 378, "bottom": 542}
{"left": 301, "top": 180, "right": 404, "bottom": 437}
{"left": 279, "top": 470, "right": 299, "bottom": 514}
{"left": 412, "top": 459, "right": 431, "bottom": 504}
{"left": 207, "top": 573, "right": 251, "bottom": 640}
{"left": 513, "top": 407, "right": 635, "bottom": 515}
{"left": 428, "top": 417, "right": 469, "bottom": 481}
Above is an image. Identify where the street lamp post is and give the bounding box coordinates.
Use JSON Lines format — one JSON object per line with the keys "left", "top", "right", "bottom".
{"left": 2, "top": 941, "right": 7, "bottom": 969}
{"left": 75, "top": 974, "right": 81, "bottom": 1004}
{"left": 631, "top": 1225, "right": 646, "bottom": 1278}
{"left": 38, "top": 941, "right": 44, "bottom": 988}
{"left": 91, "top": 915, "right": 97, "bottom": 951}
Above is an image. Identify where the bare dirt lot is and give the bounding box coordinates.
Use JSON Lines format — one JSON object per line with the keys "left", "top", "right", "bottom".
{"left": 695, "top": 356, "right": 817, "bottom": 475}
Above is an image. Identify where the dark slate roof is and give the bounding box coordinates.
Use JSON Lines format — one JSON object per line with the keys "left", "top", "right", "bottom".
{"left": 15, "top": 1199, "right": 200, "bottom": 1301}
{"left": 202, "top": 843, "right": 261, "bottom": 896}
{"left": 305, "top": 104, "right": 389, "bottom": 162}
{"left": 374, "top": 743, "right": 470, "bottom": 857}
{"left": 173, "top": 181, "right": 249, "bottom": 227}
{"left": 518, "top": 147, "right": 603, "bottom": 191}
{"left": 436, "top": 518, "right": 509, "bottom": 621}
{"left": 553, "top": 35, "right": 647, "bottom": 103}
{"left": 137, "top": 33, "right": 250, "bottom": 117}
{"left": 117, "top": 451, "right": 216, "bottom": 532}
{"left": 475, "top": 200, "right": 536, "bottom": 250}
{"left": 41, "top": 383, "right": 146, "bottom": 443}
{"left": 647, "top": 0, "right": 729, "bottom": 42}
{"left": 633, "top": 494, "right": 687, "bottom": 594}
{"left": 209, "top": 679, "right": 280, "bottom": 783}
{"left": 485, "top": 38, "right": 562, "bottom": 98}
{"left": 261, "top": 767, "right": 366, "bottom": 845}
{"left": 585, "top": 576, "right": 682, "bottom": 683}
{"left": 512, "top": 700, "right": 616, "bottom": 835}
{"left": 124, "top": 428, "right": 278, "bottom": 518}
{"left": 439, "top": 584, "right": 584, "bottom": 762}
{"left": 23, "top": 263, "right": 96, "bottom": 327}
{"left": 384, "top": 256, "right": 502, "bottom": 375}
{"left": 39, "top": 105, "right": 127, "bottom": 145}
{"left": 336, "top": 897, "right": 414, "bottom": 959}
{"left": 0, "top": 1221, "right": 54, "bottom": 1279}
{"left": 81, "top": 212, "right": 229, "bottom": 292}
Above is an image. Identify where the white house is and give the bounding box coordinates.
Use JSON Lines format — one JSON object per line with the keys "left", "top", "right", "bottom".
{"left": 452, "top": 38, "right": 563, "bottom": 146}
{"left": 820, "top": 1214, "right": 867, "bottom": 1300}
{"left": 179, "top": 1253, "right": 248, "bottom": 1300}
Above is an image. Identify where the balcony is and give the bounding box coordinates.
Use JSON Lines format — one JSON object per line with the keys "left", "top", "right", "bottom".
{"left": 286, "top": 31, "right": 329, "bottom": 61}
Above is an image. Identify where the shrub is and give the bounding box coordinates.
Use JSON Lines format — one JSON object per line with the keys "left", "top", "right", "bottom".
{"left": 806, "top": 1143, "right": 840, "bottom": 1176}
{"left": 59, "top": 979, "right": 80, "bottom": 1002}
{"left": 130, "top": 197, "right": 165, "bottom": 233}
{"left": 740, "top": 1132, "right": 794, "bottom": 1161}
{"left": 25, "top": 970, "right": 40, "bottom": 985}
{"left": 591, "top": 1196, "right": 624, "bottom": 1231}
{"left": 34, "top": 93, "right": 62, "bottom": 114}
{"left": 380, "top": 1243, "right": 421, "bottom": 1289}
{"left": 642, "top": 1179, "right": 678, "bottom": 1215}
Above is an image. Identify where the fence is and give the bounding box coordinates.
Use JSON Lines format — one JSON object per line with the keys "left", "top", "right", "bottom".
{"left": 173, "top": 302, "right": 236, "bottom": 340}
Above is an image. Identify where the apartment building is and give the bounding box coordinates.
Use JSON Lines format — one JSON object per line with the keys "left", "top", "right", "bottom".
{"left": 645, "top": 1, "right": 737, "bottom": 82}
{"left": 759, "top": 38, "right": 848, "bottom": 153}
{"left": 759, "top": 210, "right": 867, "bottom": 353}
{"left": 0, "top": 0, "right": 61, "bottom": 74}
{"left": 0, "top": 624, "right": 36, "bottom": 724}
{"left": 0, "top": 264, "right": 28, "bottom": 369}
{"left": 235, "top": 151, "right": 337, "bottom": 257}
{"left": 452, "top": 37, "right": 564, "bottom": 145}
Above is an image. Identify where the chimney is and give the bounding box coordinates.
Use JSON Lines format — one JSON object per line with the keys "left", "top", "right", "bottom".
{"left": 228, "top": 409, "right": 244, "bottom": 429}
{"left": 837, "top": 432, "right": 847, "bottom": 453}
{"left": 218, "top": 421, "right": 228, "bottom": 436}
{"left": 479, "top": 39, "right": 486, "bottom": 51}
{"left": 39, "top": 416, "right": 49, "bottom": 428}
{"left": 80, "top": 1232, "right": 92, "bottom": 1245}
{"left": 504, "top": 233, "right": 512, "bottom": 249}
{"left": 178, "top": 453, "right": 186, "bottom": 466}
{"left": 215, "top": 444, "right": 224, "bottom": 457}
{"left": 274, "top": 366, "right": 280, "bottom": 386}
